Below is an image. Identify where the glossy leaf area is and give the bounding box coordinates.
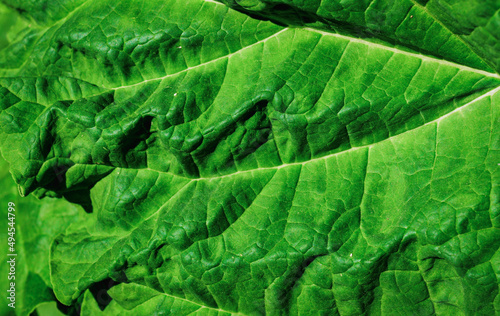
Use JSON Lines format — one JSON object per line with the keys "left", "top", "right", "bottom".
{"left": 0, "top": 0, "right": 499, "bottom": 315}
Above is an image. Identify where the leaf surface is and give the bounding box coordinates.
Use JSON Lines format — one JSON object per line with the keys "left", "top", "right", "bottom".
{"left": 0, "top": 0, "right": 499, "bottom": 315}
{"left": 0, "top": 154, "right": 83, "bottom": 315}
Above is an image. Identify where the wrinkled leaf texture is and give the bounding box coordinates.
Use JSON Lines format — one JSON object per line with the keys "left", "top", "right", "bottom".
{"left": 0, "top": 0, "right": 499, "bottom": 315}
{"left": 0, "top": 151, "right": 82, "bottom": 316}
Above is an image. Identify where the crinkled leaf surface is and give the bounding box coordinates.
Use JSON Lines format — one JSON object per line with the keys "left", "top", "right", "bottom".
{"left": 0, "top": 153, "right": 83, "bottom": 316}
{"left": 0, "top": 0, "right": 499, "bottom": 315}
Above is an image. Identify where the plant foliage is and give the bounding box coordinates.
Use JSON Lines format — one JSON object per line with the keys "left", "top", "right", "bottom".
{"left": 0, "top": 0, "right": 499, "bottom": 315}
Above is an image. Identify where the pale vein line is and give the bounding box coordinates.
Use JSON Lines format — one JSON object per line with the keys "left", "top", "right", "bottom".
{"left": 110, "top": 84, "right": 499, "bottom": 182}
{"left": 160, "top": 85, "right": 500, "bottom": 182}
{"left": 97, "top": 85, "right": 499, "bottom": 183}
{"left": 60, "top": 76, "right": 497, "bottom": 183}
{"left": 117, "top": 283, "right": 243, "bottom": 315}
{"left": 201, "top": 0, "right": 500, "bottom": 79}
{"left": 110, "top": 28, "right": 289, "bottom": 91}
{"left": 59, "top": 0, "right": 92, "bottom": 26}
{"left": 155, "top": 288, "right": 239, "bottom": 315}
{"left": 303, "top": 27, "right": 500, "bottom": 79}
{"left": 408, "top": 0, "right": 497, "bottom": 73}
{"left": 203, "top": 0, "right": 222, "bottom": 4}
{"left": 74, "top": 183, "right": 241, "bottom": 314}
{"left": 106, "top": 24, "right": 499, "bottom": 93}
{"left": 107, "top": 24, "right": 499, "bottom": 92}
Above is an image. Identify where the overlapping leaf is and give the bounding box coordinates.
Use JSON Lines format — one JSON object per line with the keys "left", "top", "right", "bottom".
{"left": 0, "top": 154, "right": 83, "bottom": 316}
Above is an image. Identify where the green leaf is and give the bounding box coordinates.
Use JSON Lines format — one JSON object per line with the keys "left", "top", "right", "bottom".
{"left": 216, "top": 0, "right": 500, "bottom": 73}
{"left": 80, "top": 284, "right": 235, "bottom": 315}
{"left": 411, "top": 0, "right": 500, "bottom": 73}
{"left": 0, "top": 153, "right": 84, "bottom": 315}
{"left": 0, "top": 0, "right": 499, "bottom": 315}
{"left": 35, "top": 301, "right": 66, "bottom": 316}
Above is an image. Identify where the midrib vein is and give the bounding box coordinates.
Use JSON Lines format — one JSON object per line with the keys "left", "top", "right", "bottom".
{"left": 5, "top": 0, "right": 499, "bottom": 188}
{"left": 407, "top": 0, "right": 496, "bottom": 73}
{"left": 5, "top": 0, "right": 499, "bottom": 93}
{"left": 107, "top": 11, "right": 499, "bottom": 91}
{"left": 200, "top": 0, "right": 499, "bottom": 77}
{"left": 110, "top": 28, "right": 289, "bottom": 90}
{"left": 303, "top": 27, "right": 500, "bottom": 79}
{"left": 131, "top": 85, "right": 499, "bottom": 182}
{"left": 156, "top": 291, "right": 239, "bottom": 315}
{"left": 107, "top": 284, "right": 241, "bottom": 315}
